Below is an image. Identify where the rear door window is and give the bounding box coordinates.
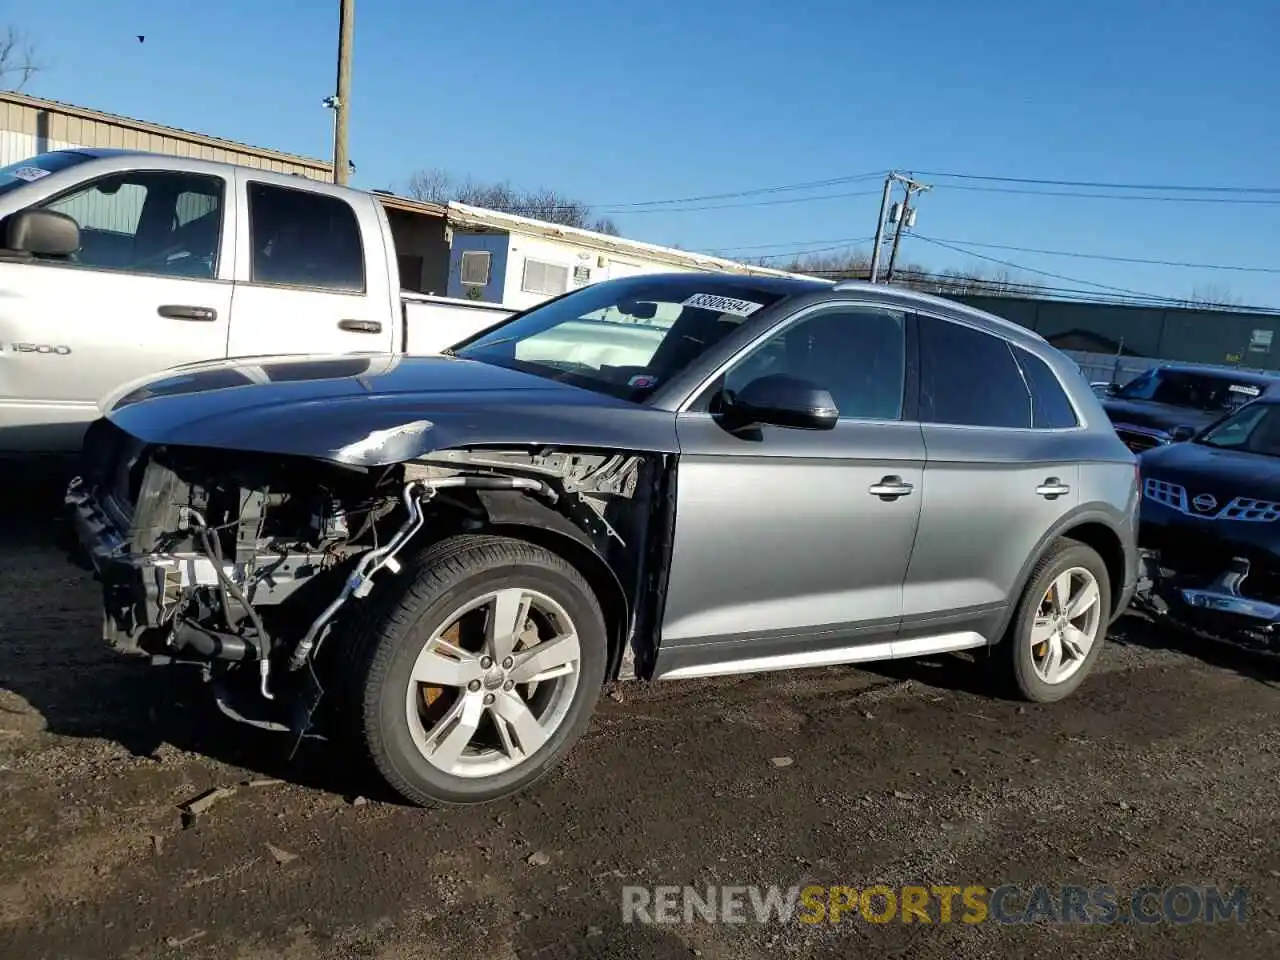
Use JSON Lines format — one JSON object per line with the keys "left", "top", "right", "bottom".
{"left": 917, "top": 314, "right": 1030, "bottom": 428}
{"left": 247, "top": 182, "right": 365, "bottom": 292}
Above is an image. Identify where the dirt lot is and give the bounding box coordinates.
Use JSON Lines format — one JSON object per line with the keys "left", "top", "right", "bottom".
{"left": 2, "top": 472, "right": 1280, "bottom": 959}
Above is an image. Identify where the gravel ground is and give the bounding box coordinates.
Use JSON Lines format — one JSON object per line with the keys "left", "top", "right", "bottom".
{"left": 2, "top": 471, "right": 1279, "bottom": 959}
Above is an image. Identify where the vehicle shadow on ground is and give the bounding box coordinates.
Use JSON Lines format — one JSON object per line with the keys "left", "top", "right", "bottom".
{"left": 0, "top": 471, "right": 393, "bottom": 802}
{"left": 1109, "top": 611, "right": 1280, "bottom": 688}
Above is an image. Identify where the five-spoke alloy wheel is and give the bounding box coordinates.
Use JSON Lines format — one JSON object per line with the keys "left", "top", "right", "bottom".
{"left": 343, "top": 535, "right": 607, "bottom": 807}
{"left": 1005, "top": 539, "right": 1112, "bottom": 703}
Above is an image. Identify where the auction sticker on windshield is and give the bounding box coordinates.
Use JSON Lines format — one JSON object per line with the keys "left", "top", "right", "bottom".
{"left": 682, "top": 293, "right": 765, "bottom": 317}
{"left": 1229, "top": 384, "right": 1262, "bottom": 397}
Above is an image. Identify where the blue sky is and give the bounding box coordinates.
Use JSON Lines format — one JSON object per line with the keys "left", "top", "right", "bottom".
{"left": 14, "top": 0, "right": 1280, "bottom": 306}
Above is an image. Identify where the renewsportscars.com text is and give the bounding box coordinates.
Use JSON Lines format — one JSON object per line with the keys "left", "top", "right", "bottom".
{"left": 621, "top": 884, "right": 1249, "bottom": 926}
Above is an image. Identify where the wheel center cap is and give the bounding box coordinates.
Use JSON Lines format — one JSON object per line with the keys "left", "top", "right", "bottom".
{"left": 482, "top": 668, "right": 506, "bottom": 691}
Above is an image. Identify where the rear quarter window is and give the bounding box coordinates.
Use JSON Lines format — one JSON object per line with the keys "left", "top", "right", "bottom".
{"left": 1014, "top": 348, "right": 1080, "bottom": 429}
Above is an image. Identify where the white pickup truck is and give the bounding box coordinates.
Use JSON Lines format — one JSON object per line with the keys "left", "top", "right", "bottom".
{"left": 0, "top": 148, "right": 515, "bottom": 455}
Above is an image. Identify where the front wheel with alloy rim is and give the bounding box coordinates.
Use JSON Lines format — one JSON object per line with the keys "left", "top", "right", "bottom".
{"left": 343, "top": 535, "right": 608, "bottom": 807}
{"left": 1003, "top": 539, "right": 1111, "bottom": 703}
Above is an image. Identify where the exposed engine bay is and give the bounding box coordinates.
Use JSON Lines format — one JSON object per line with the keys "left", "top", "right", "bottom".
{"left": 67, "top": 420, "right": 674, "bottom": 743}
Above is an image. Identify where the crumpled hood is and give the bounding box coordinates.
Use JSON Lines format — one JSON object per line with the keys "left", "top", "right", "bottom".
{"left": 1101, "top": 398, "right": 1221, "bottom": 436}
{"left": 99, "top": 353, "right": 679, "bottom": 465}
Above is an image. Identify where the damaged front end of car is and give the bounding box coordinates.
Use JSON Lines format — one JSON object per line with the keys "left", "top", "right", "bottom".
{"left": 66, "top": 416, "right": 675, "bottom": 749}
{"left": 1131, "top": 485, "right": 1280, "bottom": 654}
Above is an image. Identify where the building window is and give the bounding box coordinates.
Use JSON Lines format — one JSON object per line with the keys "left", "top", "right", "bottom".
{"left": 522, "top": 258, "right": 569, "bottom": 296}
{"left": 460, "top": 250, "right": 492, "bottom": 286}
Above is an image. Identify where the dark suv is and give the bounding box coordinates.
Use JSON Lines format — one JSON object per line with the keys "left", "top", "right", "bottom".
{"left": 1100, "top": 364, "right": 1280, "bottom": 453}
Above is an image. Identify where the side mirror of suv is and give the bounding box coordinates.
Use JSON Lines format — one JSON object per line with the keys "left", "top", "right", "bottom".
{"left": 2, "top": 209, "right": 81, "bottom": 257}
{"left": 721, "top": 374, "right": 839, "bottom": 431}
{"left": 1169, "top": 424, "right": 1197, "bottom": 442}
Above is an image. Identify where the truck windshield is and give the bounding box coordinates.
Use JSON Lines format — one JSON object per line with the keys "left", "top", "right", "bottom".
{"left": 0, "top": 150, "right": 97, "bottom": 199}
{"left": 1114, "top": 368, "right": 1262, "bottom": 412}
{"left": 1198, "top": 401, "right": 1280, "bottom": 457}
{"left": 454, "top": 277, "right": 793, "bottom": 401}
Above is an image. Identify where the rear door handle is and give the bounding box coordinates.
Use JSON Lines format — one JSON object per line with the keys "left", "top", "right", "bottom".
{"left": 338, "top": 319, "right": 383, "bottom": 334}
{"left": 158, "top": 304, "right": 217, "bottom": 322}
{"left": 1036, "top": 477, "right": 1072, "bottom": 499}
{"left": 869, "top": 476, "right": 914, "bottom": 501}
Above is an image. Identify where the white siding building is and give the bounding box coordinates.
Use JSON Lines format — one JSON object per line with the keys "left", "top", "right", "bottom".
{"left": 442, "top": 202, "right": 814, "bottom": 310}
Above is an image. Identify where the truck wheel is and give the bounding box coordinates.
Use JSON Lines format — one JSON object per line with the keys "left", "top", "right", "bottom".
{"left": 1002, "top": 539, "right": 1111, "bottom": 703}
{"left": 343, "top": 535, "right": 607, "bottom": 806}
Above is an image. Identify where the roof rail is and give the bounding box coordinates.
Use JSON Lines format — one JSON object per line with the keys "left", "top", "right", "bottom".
{"left": 832, "top": 279, "right": 875, "bottom": 291}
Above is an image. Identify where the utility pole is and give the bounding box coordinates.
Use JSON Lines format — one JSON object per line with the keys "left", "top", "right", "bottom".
{"left": 867, "top": 172, "right": 895, "bottom": 284}
{"left": 332, "top": 0, "right": 355, "bottom": 185}
{"left": 884, "top": 174, "right": 930, "bottom": 284}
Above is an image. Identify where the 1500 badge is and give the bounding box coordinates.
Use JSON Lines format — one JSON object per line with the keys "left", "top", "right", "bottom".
{"left": 0, "top": 342, "right": 72, "bottom": 355}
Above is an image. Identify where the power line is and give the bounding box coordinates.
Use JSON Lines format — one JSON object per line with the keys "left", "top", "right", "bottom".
{"left": 710, "top": 235, "right": 871, "bottom": 253}
{"left": 921, "top": 236, "right": 1280, "bottom": 275}
{"left": 916, "top": 170, "right": 1280, "bottom": 195}
{"left": 593, "top": 187, "right": 885, "bottom": 215}
{"left": 929, "top": 183, "right": 1280, "bottom": 205}
{"left": 609, "top": 171, "right": 887, "bottom": 209}
{"left": 910, "top": 234, "right": 1175, "bottom": 301}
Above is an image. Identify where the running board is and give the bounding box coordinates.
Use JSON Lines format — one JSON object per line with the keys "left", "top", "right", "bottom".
{"left": 654, "top": 631, "right": 987, "bottom": 681}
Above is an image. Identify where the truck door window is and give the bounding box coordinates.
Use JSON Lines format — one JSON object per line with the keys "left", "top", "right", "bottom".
{"left": 247, "top": 182, "right": 365, "bottom": 293}
{"left": 38, "top": 171, "right": 224, "bottom": 279}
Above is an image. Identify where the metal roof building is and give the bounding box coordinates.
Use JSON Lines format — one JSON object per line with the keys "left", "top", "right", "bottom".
{"left": 0, "top": 91, "right": 332, "bottom": 180}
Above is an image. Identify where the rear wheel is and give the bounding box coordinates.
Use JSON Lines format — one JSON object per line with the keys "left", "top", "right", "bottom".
{"left": 342, "top": 535, "right": 607, "bottom": 806}
{"left": 1003, "top": 539, "right": 1110, "bottom": 703}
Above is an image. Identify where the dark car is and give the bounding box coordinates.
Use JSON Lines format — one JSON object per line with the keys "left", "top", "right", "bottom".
{"left": 64, "top": 271, "right": 1138, "bottom": 807}
{"left": 1100, "top": 364, "right": 1280, "bottom": 453}
{"left": 1133, "top": 394, "right": 1280, "bottom": 651}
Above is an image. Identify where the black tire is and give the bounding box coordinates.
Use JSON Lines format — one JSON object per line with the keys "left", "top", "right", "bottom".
{"left": 339, "top": 534, "right": 607, "bottom": 807}
{"left": 1002, "top": 538, "right": 1111, "bottom": 703}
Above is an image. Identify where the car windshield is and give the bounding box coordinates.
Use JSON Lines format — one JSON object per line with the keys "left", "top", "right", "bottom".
{"left": 453, "top": 276, "right": 793, "bottom": 401}
{"left": 1114, "top": 368, "right": 1263, "bottom": 412}
{"left": 0, "top": 151, "right": 96, "bottom": 199}
{"left": 1197, "top": 401, "right": 1280, "bottom": 456}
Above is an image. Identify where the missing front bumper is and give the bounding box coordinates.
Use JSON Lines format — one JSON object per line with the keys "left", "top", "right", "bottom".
{"left": 1134, "top": 550, "right": 1280, "bottom": 651}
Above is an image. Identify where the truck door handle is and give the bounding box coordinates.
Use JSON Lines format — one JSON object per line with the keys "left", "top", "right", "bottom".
{"left": 1036, "top": 478, "right": 1072, "bottom": 499}
{"left": 868, "top": 476, "right": 914, "bottom": 501}
{"left": 338, "top": 319, "right": 382, "bottom": 334}
{"left": 158, "top": 304, "right": 217, "bottom": 322}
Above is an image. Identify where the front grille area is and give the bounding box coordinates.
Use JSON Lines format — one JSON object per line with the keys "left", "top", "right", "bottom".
{"left": 1143, "top": 477, "right": 1187, "bottom": 511}
{"left": 1116, "top": 428, "right": 1164, "bottom": 453}
{"left": 1143, "top": 477, "right": 1280, "bottom": 523}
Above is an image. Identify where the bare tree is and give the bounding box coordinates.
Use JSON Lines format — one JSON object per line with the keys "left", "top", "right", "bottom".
{"left": 1185, "top": 284, "right": 1244, "bottom": 309}
{"left": 0, "top": 26, "right": 39, "bottom": 91}
{"left": 405, "top": 167, "right": 619, "bottom": 235}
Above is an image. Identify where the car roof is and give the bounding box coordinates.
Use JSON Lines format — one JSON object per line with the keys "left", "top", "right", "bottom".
{"left": 622, "top": 271, "right": 834, "bottom": 297}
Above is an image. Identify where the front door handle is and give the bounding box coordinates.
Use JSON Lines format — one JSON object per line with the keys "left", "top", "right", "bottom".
{"left": 1036, "top": 477, "right": 1072, "bottom": 499}
{"left": 338, "top": 319, "right": 383, "bottom": 334}
{"left": 869, "top": 476, "right": 914, "bottom": 501}
{"left": 158, "top": 304, "right": 217, "bottom": 322}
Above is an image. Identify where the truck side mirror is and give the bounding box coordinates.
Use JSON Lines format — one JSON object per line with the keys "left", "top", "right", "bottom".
{"left": 3, "top": 209, "right": 81, "bottom": 257}
{"left": 1170, "top": 425, "right": 1196, "bottom": 442}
